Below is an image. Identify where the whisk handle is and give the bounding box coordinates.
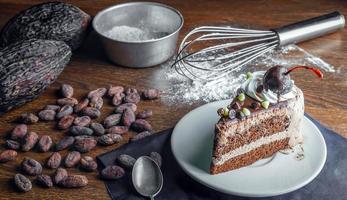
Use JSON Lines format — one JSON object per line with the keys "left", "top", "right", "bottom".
{"left": 274, "top": 11, "right": 345, "bottom": 46}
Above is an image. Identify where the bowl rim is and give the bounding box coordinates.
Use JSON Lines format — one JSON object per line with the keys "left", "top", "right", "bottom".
{"left": 92, "top": 1, "right": 184, "bottom": 44}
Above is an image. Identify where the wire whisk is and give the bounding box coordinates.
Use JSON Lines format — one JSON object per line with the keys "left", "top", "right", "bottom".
{"left": 172, "top": 12, "right": 345, "bottom": 82}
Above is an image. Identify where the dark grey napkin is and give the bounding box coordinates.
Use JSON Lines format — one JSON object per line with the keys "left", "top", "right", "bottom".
{"left": 97, "top": 114, "right": 347, "bottom": 200}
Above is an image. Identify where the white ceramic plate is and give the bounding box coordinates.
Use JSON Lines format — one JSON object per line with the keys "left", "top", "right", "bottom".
{"left": 171, "top": 100, "right": 327, "bottom": 197}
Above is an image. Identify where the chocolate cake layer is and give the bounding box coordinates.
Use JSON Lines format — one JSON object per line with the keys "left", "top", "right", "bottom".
{"left": 210, "top": 138, "right": 289, "bottom": 174}
{"left": 214, "top": 114, "right": 290, "bottom": 157}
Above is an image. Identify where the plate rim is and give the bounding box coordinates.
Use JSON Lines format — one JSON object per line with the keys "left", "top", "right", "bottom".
{"left": 171, "top": 100, "right": 327, "bottom": 197}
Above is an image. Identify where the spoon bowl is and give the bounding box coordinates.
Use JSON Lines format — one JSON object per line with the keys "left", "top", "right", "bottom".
{"left": 132, "top": 156, "right": 163, "bottom": 199}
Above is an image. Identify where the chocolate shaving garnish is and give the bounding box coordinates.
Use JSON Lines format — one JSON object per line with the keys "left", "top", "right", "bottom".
{"left": 231, "top": 101, "right": 242, "bottom": 110}
{"left": 256, "top": 85, "right": 264, "bottom": 93}
{"left": 250, "top": 102, "right": 261, "bottom": 109}
{"left": 236, "top": 111, "right": 245, "bottom": 120}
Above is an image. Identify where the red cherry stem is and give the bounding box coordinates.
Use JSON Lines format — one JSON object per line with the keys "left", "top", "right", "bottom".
{"left": 284, "top": 66, "right": 323, "bottom": 79}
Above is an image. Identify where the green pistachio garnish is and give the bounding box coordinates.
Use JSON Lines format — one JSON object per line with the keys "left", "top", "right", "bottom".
{"left": 246, "top": 72, "right": 253, "bottom": 79}
{"left": 261, "top": 100, "right": 270, "bottom": 109}
{"left": 242, "top": 108, "right": 251, "bottom": 116}
{"left": 223, "top": 108, "right": 230, "bottom": 117}
{"left": 217, "top": 107, "right": 229, "bottom": 118}
{"left": 237, "top": 93, "right": 245, "bottom": 102}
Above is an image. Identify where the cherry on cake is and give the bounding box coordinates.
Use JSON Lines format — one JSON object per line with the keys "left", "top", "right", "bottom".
{"left": 210, "top": 66, "right": 323, "bottom": 175}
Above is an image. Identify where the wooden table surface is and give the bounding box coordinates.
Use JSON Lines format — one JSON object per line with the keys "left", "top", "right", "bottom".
{"left": 0, "top": 0, "right": 346, "bottom": 199}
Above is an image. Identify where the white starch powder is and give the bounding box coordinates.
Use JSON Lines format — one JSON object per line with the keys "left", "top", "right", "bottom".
{"left": 105, "top": 25, "right": 152, "bottom": 42}
{"left": 105, "top": 25, "right": 168, "bottom": 42}
{"left": 151, "top": 44, "right": 336, "bottom": 106}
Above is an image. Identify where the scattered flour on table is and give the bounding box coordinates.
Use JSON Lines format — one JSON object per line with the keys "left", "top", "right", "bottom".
{"left": 151, "top": 44, "right": 336, "bottom": 106}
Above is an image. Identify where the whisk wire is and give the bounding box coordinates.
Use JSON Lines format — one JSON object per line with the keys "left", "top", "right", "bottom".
{"left": 172, "top": 25, "right": 280, "bottom": 81}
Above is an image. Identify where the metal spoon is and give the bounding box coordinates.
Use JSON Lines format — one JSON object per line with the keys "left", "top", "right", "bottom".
{"left": 132, "top": 156, "right": 163, "bottom": 200}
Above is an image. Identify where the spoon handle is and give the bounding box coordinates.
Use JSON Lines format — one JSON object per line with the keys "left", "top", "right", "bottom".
{"left": 150, "top": 196, "right": 155, "bottom": 200}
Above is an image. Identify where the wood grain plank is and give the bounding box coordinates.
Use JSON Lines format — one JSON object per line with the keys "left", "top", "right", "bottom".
{"left": 0, "top": 0, "right": 346, "bottom": 199}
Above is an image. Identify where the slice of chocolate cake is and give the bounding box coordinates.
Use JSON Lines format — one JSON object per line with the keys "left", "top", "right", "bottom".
{"left": 210, "top": 66, "right": 323, "bottom": 175}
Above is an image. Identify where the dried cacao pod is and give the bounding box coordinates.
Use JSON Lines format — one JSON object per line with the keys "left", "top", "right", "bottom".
{"left": 0, "top": 2, "right": 91, "bottom": 50}
{"left": 0, "top": 39, "right": 71, "bottom": 114}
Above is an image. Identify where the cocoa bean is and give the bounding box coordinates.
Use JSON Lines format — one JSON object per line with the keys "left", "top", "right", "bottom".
{"left": 124, "top": 93, "right": 141, "bottom": 104}
{"left": 98, "top": 134, "right": 123, "bottom": 146}
{"left": 46, "top": 152, "right": 61, "bottom": 169}
{"left": 55, "top": 136, "right": 75, "bottom": 151}
{"left": 53, "top": 168, "right": 68, "bottom": 184}
{"left": 73, "top": 116, "right": 91, "bottom": 127}
{"left": 70, "top": 126, "right": 93, "bottom": 136}
{"left": 108, "top": 85, "right": 124, "bottom": 96}
{"left": 116, "top": 154, "right": 136, "bottom": 169}
{"left": 74, "top": 136, "right": 97, "bottom": 153}
{"left": 19, "top": 113, "right": 39, "bottom": 124}
{"left": 44, "top": 105, "right": 61, "bottom": 111}
{"left": 80, "top": 156, "right": 97, "bottom": 171}
{"left": 82, "top": 107, "right": 101, "bottom": 118}
{"left": 57, "top": 115, "right": 75, "bottom": 130}
{"left": 136, "top": 110, "right": 153, "bottom": 119}
{"left": 104, "top": 114, "right": 121, "bottom": 128}
{"left": 21, "top": 131, "right": 39, "bottom": 152}
{"left": 112, "top": 92, "right": 125, "bottom": 106}
{"left": 89, "top": 96, "right": 103, "bottom": 109}
{"left": 149, "top": 152, "right": 162, "bottom": 167}
{"left": 90, "top": 122, "right": 105, "bottom": 136}
{"left": 122, "top": 108, "right": 135, "bottom": 127}
{"left": 38, "top": 109, "right": 56, "bottom": 121}
{"left": 60, "top": 84, "right": 73, "bottom": 98}
{"left": 59, "top": 175, "right": 88, "bottom": 188}
{"left": 142, "top": 88, "right": 160, "bottom": 100}
{"left": 11, "top": 124, "right": 27, "bottom": 140}
{"left": 14, "top": 174, "right": 32, "bottom": 192}
{"left": 21, "top": 158, "right": 42, "bottom": 175}
{"left": 57, "top": 97, "right": 78, "bottom": 106}
{"left": 36, "top": 174, "right": 53, "bottom": 188}
{"left": 131, "top": 131, "right": 153, "bottom": 142}
{"left": 56, "top": 105, "right": 73, "bottom": 119}
{"left": 115, "top": 103, "right": 137, "bottom": 114}
{"left": 100, "top": 165, "right": 125, "bottom": 180}
{"left": 5, "top": 140, "right": 20, "bottom": 150}
{"left": 74, "top": 98, "right": 89, "bottom": 113}
{"left": 64, "top": 151, "right": 81, "bottom": 168}
{"left": 37, "top": 135, "right": 53, "bottom": 152}
{"left": 125, "top": 88, "right": 138, "bottom": 95}
{"left": 107, "top": 126, "right": 128, "bottom": 135}
{"left": 131, "top": 119, "right": 152, "bottom": 132}
{"left": 0, "top": 150, "right": 17, "bottom": 163}
{"left": 87, "top": 88, "right": 107, "bottom": 99}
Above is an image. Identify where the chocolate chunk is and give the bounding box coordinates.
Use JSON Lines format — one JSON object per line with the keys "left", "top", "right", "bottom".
{"left": 250, "top": 102, "right": 261, "bottom": 109}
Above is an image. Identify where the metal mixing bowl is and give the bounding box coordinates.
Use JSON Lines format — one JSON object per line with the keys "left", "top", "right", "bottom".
{"left": 93, "top": 2, "right": 184, "bottom": 68}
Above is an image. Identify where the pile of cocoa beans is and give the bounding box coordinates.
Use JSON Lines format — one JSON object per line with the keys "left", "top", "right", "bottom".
{"left": 0, "top": 84, "right": 160, "bottom": 192}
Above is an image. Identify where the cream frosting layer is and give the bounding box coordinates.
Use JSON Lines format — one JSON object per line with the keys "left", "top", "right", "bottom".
{"left": 241, "top": 71, "right": 296, "bottom": 104}
{"left": 212, "top": 131, "right": 288, "bottom": 166}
